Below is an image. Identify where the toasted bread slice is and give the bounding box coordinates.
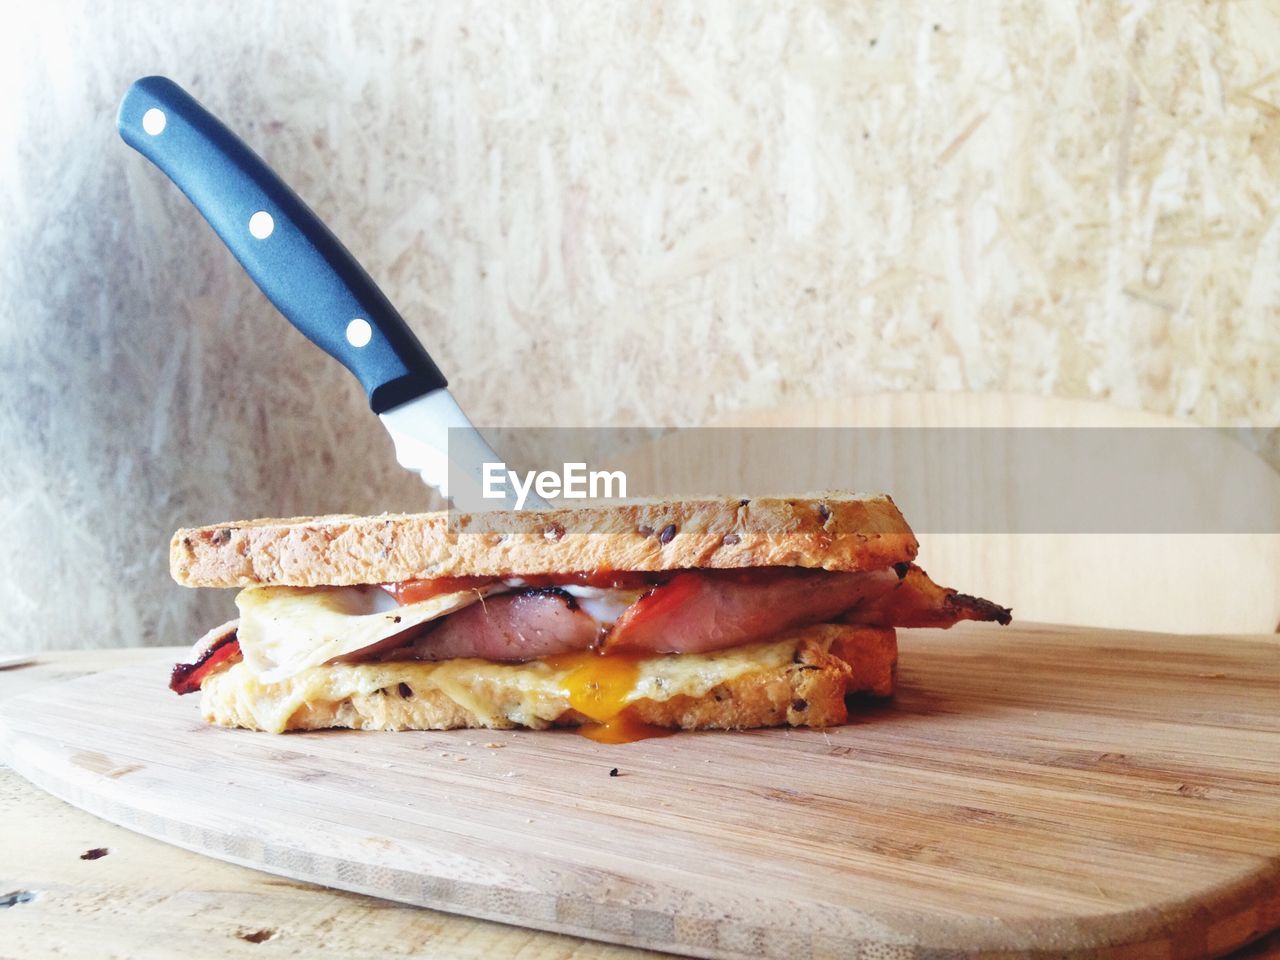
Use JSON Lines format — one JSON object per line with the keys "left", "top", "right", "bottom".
{"left": 171, "top": 494, "right": 918, "bottom": 589}
{"left": 199, "top": 624, "right": 896, "bottom": 733}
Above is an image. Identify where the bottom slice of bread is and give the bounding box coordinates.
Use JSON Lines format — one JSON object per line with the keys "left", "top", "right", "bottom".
{"left": 200, "top": 624, "right": 896, "bottom": 733}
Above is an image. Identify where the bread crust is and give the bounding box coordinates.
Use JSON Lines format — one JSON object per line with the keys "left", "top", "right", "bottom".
{"left": 200, "top": 625, "right": 897, "bottom": 733}
{"left": 171, "top": 494, "right": 918, "bottom": 588}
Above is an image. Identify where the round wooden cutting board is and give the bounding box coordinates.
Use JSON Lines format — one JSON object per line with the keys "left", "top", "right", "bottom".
{"left": 2, "top": 622, "right": 1278, "bottom": 959}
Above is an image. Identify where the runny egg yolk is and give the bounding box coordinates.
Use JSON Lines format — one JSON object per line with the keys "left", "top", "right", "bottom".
{"left": 545, "top": 650, "right": 676, "bottom": 743}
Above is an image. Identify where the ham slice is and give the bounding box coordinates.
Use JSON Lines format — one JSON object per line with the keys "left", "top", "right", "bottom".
{"left": 605, "top": 567, "right": 902, "bottom": 654}
{"left": 170, "top": 566, "right": 1011, "bottom": 691}
{"left": 394, "top": 588, "right": 602, "bottom": 661}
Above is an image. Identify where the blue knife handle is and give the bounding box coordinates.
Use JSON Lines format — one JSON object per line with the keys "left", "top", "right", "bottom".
{"left": 117, "top": 76, "right": 446, "bottom": 412}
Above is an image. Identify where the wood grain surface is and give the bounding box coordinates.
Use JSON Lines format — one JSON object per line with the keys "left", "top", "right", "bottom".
{"left": 0, "top": 768, "right": 665, "bottom": 960}
{"left": 3, "top": 624, "right": 1279, "bottom": 959}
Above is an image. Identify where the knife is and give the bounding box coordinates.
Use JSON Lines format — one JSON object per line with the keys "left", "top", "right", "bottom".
{"left": 116, "top": 75, "right": 545, "bottom": 512}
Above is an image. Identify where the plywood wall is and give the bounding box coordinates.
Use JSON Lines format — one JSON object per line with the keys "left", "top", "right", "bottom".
{"left": 1, "top": 1, "right": 1278, "bottom": 650}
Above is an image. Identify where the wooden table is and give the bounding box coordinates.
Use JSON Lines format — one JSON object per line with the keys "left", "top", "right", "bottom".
{"left": 4, "top": 650, "right": 1279, "bottom": 960}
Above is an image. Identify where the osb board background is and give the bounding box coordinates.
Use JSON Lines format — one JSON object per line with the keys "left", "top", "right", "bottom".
{"left": 1, "top": 1, "right": 1279, "bottom": 652}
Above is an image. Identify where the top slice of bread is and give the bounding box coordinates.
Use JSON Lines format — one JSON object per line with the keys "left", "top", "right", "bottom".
{"left": 170, "top": 493, "right": 918, "bottom": 588}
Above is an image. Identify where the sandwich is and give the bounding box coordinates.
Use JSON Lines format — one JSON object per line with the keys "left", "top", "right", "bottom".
{"left": 168, "top": 494, "right": 1009, "bottom": 741}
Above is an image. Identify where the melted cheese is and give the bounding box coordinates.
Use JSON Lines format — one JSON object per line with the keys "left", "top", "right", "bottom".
{"left": 235, "top": 584, "right": 498, "bottom": 684}
{"left": 202, "top": 638, "right": 799, "bottom": 734}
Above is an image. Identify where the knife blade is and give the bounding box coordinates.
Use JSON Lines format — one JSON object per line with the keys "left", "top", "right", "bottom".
{"left": 116, "top": 76, "right": 545, "bottom": 511}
